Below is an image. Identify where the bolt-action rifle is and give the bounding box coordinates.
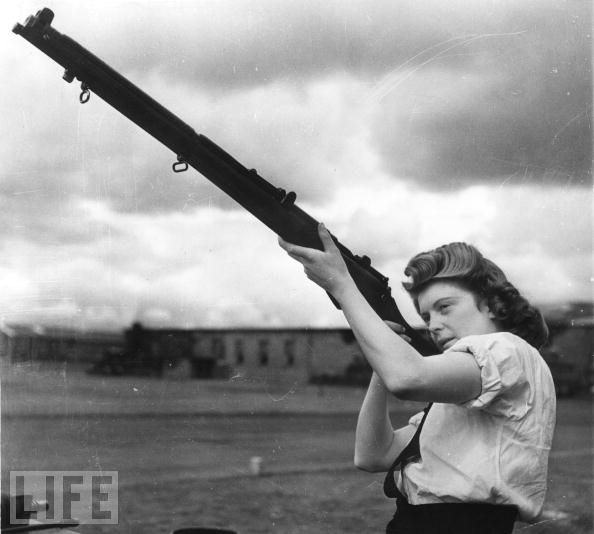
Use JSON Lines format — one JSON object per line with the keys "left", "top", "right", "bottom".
{"left": 13, "top": 8, "right": 437, "bottom": 356}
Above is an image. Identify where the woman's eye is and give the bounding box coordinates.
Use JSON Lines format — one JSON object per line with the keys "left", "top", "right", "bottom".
{"left": 439, "top": 304, "right": 451, "bottom": 312}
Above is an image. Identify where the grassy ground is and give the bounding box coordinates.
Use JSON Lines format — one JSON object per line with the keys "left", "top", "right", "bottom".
{"left": 1, "top": 361, "right": 384, "bottom": 417}
{"left": 2, "top": 362, "right": 592, "bottom": 533}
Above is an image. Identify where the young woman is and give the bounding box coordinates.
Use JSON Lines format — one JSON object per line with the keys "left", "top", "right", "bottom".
{"left": 279, "top": 224, "right": 556, "bottom": 534}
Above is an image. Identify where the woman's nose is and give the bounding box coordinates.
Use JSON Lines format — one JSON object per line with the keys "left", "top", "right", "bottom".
{"left": 427, "top": 315, "right": 443, "bottom": 333}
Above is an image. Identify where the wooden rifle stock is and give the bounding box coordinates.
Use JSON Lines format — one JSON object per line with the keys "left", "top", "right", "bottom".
{"left": 13, "top": 8, "right": 437, "bottom": 356}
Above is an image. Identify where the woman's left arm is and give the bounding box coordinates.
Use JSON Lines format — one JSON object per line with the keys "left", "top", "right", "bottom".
{"left": 278, "top": 224, "right": 481, "bottom": 403}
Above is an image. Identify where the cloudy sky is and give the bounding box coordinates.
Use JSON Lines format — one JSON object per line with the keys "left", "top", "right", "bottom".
{"left": 1, "top": 0, "right": 591, "bottom": 331}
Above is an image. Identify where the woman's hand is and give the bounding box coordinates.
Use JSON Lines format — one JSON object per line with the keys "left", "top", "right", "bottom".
{"left": 278, "top": 223, "right": 355, "bottom": 299}
{"left": 384, "top": 320, "right": 412, "bottom": 344}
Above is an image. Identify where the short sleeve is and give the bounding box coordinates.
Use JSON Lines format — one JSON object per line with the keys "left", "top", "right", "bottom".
{"left": 449, "top": 333, "right": 530, "bottom": 418}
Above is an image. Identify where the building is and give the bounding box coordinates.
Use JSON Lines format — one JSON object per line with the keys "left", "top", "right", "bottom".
{"left": 6, "top": 313, "right": 590, "bottom": 392}
{"left": 0, "top": 322, "right": 368, "bottom": 383}
{"left": 0, "top": 324, "right": 123, "bottom": 367}
{"left": 91, "top": 324, "right": 367, "bottom": 383}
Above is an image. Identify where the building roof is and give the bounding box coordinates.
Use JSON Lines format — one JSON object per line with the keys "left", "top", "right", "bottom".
{"left": 0, "top": 323, "right": 123, "bottom": 343}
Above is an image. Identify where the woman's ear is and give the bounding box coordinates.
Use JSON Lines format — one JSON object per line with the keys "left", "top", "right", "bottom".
{"left": 478, "top": 298, "right": 495, "bottom": 319}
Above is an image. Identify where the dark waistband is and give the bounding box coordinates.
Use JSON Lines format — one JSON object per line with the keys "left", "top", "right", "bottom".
{"left": 388, "top": 498, "right": 518, "bottom": 534}
{"left": 397, "top": 497, "right": 517, "bottom": 512}
{"left": 395, "top": 496, "right": 518, "bottom": 524}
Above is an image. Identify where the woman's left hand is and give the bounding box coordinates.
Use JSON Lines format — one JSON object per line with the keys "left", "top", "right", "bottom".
{"left": 278, "top": 223, "right": 354, "bottom": 298}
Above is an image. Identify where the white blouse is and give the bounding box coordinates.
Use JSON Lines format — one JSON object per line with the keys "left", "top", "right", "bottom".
{"left": 397, "top": 332, "right": 556, "bottom": 522}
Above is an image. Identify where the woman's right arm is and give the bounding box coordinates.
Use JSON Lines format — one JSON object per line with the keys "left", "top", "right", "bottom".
{"left": 354, "top": 372, "right": 416, "bottom": 472}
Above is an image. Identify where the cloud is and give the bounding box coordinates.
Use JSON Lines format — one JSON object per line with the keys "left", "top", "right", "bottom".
{"left": 1, "top": 198, "right": 336, "bottom": 329}
{"left": 372, "top": 2, "right": 592, "bottom": 188}
{"left": 5, "top": 0, "right": 590, "bottom": 220}
{"left": 2, "top": 1, "right": 590, "bottom": 331}
{"left": 2, "top": 178, "right": 589, "bottom": 330}
{"left": 2, "top": 61, "right": 378, "bottom": 216}
{"left": 47, "top": 0, "right": 454, "bottom": 89}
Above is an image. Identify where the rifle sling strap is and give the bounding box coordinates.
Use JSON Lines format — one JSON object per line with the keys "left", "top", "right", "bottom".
{"left": 383, "top": 403, "right": 432, "bottom": 499}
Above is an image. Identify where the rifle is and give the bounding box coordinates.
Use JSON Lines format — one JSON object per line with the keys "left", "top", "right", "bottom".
{"left": 13, "top": 8, "right": 437, "bottom": 356}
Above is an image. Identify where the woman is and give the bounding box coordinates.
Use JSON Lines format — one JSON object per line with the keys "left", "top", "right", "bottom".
{"left": 279, "top": 225, "right": 556, "bottom": 534}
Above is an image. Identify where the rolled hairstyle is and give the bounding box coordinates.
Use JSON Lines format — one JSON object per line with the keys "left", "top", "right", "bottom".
{"left": 403, "top": 242, "right": 548, "bottom": 349}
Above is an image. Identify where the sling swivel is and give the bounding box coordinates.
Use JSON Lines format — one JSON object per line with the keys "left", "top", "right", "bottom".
{"left": 173, "top": 155, "right": 188, "bottom": 173}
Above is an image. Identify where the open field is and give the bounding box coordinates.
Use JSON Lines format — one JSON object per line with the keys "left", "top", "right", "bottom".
{"left": 2, "top": 363, "right": 592, "bottom": 533}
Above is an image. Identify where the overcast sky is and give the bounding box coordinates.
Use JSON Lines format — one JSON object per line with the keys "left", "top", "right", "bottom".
{"left": 1, "top": 0, "right": 591, "bottom": 331}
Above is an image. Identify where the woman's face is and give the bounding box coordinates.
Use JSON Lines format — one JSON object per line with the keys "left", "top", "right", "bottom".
{"left": 416, "top": 280, "right": 499, "bottom": 351}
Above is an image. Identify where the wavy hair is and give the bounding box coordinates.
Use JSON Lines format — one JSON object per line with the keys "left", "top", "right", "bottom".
{"left": 403, "top": 242, "right": 548, "bottom": 349}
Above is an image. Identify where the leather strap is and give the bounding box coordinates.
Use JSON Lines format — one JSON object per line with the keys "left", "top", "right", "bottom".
{"left": 383, "top": 403, "right": 432, "bottom": 498}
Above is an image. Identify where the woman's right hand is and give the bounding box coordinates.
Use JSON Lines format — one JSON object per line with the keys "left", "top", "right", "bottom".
{"left": 278, "top": 223, "right": 355, "bottom": 300}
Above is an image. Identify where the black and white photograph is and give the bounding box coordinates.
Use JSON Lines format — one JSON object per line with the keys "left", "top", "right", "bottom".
{"left": 1, "top": 1, "right": 591, "bottom": 533}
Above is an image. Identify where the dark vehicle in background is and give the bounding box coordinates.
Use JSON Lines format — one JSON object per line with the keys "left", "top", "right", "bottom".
{"left": 541, "top": 347, "right": 587, "bottom": 397}
{"left": 542, "top": 313, "right": 593, "bottom": 397}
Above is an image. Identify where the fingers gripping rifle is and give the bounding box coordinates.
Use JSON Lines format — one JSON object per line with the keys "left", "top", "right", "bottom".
{"left": 13, "top": 8, "right": 437, "bottom": 356}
